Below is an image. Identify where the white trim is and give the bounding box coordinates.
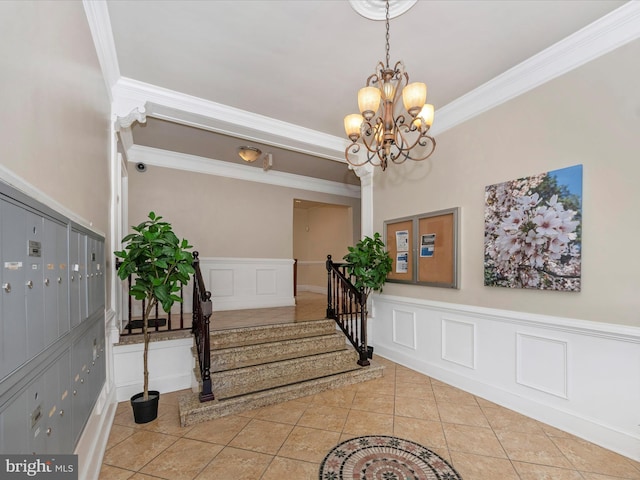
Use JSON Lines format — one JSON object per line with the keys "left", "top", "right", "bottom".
{"left": 516, "top": 332, "right": 569, "bottom": 399}
{"left": 432, "top": 1, "right": 640, "bottom": 136}
{"left": 74, "top": 383, "right": 117, "bottom": 480}
{"left": 200, "top": 257, "right": 296, "bottom": 311}
{"left": 127, "top": 145, "right": 361, "bottom": 199}
{"left": 441, "top": 317, "right": 476, "bottom": 369}
{"left": 375, "top": 294, "right": 640, "bottom": 343}
{"left": 91, "top": 2, "right": 640, "bottom": 162}
{"left": 82, "top": 0, "right": 119, "bottom": 101}
{"left": 392, "top": 309, "right": 417, "bottom": 350}
{"left": 113, "top": 337, "right": 195, "bottom": 402}
{"left": 0, "top": 164, "right": 104, "bottom": 236}
{"left": 112, "top": 79, "right": 349, "bottom": 162}
{"left": 372, "top": 293, "right": 640, "bottom": 461}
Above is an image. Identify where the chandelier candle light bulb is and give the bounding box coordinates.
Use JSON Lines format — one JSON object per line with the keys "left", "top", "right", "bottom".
{"left": 344, "top": 0, "right": 436, "bottom": 170}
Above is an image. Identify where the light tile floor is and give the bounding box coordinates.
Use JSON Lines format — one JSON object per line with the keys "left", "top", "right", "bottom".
{"left": 100, "top": 294, "right": 640, "bottom": 480}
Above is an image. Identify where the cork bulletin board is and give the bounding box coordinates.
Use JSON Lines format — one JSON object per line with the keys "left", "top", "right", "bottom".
{"left": 384, "top": 207, "right": 459, "bottom": 288}
{"left": 385, "top": 218, "right": 414, "bottom": 283}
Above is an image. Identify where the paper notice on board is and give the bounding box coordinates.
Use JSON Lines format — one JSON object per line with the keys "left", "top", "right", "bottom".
{"left": 396, "top": 230, "right": 409, "bottom": 252}
{"left": 396, "top": 252, "right": 408, "bottom": 273}
{"left": 420, "top": 233, "right": 436, "bottom": 257}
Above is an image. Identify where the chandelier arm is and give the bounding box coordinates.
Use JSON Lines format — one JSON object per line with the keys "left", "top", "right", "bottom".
{"left": 345, "top": 141, "right": 386, "bottom": 170}
{"left": 366, "top": 70, "right": 382, "bottom": 87}
{"left": 359, "top": 120, "right": 385, "bottom": 154}
{"left": 344, "top": 143, "right": 370, "bottom": 168}
{"left": 388, "top": 117, "right": 436, "bottom": 162}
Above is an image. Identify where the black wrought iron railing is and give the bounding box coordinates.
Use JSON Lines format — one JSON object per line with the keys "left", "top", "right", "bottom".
{"left": 116, "top": 252, "right": 214, "bottom": 402}
{"left": 115, "top": 259, "right": 189, "bottom": 336}
{"left": 326, "top": 255, "right": 370, "bottom": 366}
{"left": 192, "top": 252, "right": 214, "bottom": 402}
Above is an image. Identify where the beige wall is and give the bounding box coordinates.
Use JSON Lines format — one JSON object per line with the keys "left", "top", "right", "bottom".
{"left": 0, "top": 1, "right": 110, "bottom": 234}
{"left": 128, "top": 165, "right": 361, "bottom": 259}
{"left": 294, "top": 204, "right": 354, "bottom": 289}
{"left": 374, "top": 39, "right": 640, "bottom": 327}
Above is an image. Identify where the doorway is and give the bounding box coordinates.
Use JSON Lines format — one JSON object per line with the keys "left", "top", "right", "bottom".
{"left": 293, "top": 199, "right": 355, "bottom": 295}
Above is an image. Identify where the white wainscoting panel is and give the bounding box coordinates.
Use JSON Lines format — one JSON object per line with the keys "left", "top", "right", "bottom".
{"left": 516, "top": 333, "right": 567, "bottom": 399}
{"left": 371, "top": 293, "right": 640, "bottom": 461}
{"left": 256, "top": 269, "right": 277, "bottom": 295}
{"left": 200, "top": 257, "right": 295, "bottom": 311}
{"left": 392, "top": 309, "right": 417, "bottom": 349}
{"left": 113, "top": 337, "right": 194, "bottom": 402}
{"left": 210, "top": 269, "right": 234, "bottom": 297}
{"left": 442, "top": 317, "right": 476, "bottom": 369}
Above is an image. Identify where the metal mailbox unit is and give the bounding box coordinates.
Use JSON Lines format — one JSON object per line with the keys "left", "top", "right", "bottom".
{"left": 0, "top": 181, "right": 106, "bottom": 455}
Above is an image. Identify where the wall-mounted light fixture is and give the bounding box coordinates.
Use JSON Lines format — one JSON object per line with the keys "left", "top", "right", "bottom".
{"left": 238, "top": 146, "right": 262, "bottom": 162}
{"left": 238, "top": 146, "right": 272, "bottom": 172}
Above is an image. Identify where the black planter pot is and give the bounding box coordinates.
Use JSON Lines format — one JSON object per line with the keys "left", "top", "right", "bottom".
{"left": 130, "top": 390, "right": 160, "bottom": 424}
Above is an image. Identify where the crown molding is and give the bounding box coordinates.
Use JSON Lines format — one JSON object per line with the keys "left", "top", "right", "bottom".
{"left": 112, "top": 78, "right": 349, "bottom": 163}
{"left": 93, "top": 1, "right": 640, "bottom": 159}
{"left": 432, "top": 1, "right": 640, "bottom": 136}
{"left": 82, "top": 0, "right": 120, "bottom": 101}
{"left": 127, "top": 145, "right": 361, "bottom": 199}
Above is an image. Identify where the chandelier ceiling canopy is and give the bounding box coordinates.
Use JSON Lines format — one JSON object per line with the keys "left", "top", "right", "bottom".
{"left": 344, "top": 0, "right": 436, "bottom": 171}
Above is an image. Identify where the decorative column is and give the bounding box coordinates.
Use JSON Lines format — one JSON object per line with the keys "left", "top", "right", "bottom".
{"left": 350, "top": 163, "right": 375, "bottom": 240}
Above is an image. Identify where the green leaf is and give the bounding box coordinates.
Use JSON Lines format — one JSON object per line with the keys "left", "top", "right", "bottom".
{"left": 342, "top": 232, "right": 392, "bottom": 297}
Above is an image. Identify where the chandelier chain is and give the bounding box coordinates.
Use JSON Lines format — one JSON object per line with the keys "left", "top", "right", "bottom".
{"left": 385, "top": 0, "right": 390, "bottom": 68}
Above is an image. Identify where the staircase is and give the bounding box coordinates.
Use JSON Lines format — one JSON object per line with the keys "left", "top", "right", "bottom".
{"left": 177, "top": 318, "right": 384, "bottom": 427}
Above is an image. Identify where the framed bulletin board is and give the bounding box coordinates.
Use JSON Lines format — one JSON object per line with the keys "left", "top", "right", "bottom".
{"left": 385, "top": 217, "right": 414, "bottom": 283}
{"left": 384, "top": 207, "right": 459, "bottom": 288}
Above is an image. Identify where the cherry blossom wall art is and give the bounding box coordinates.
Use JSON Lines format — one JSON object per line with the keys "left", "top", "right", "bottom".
{"left": 484, "top": 165, "right": 582, "bottom": 291}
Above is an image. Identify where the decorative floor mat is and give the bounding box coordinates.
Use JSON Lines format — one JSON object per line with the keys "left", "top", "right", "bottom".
{"left": 319, "top": 435, "right": 463, "bottom": 480}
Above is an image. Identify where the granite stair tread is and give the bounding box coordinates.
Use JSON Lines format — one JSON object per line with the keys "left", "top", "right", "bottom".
{"left": 211, "top": 348, "right": 358, "bottom": 399}
{"left": 180, "top": 317, "right": 383, "bottom": 426}
{"left": 211, "top": 332, "right": 347, "bottom": 371}
{"left": 178, "top": 359, "right": 384, "bottom": 427}
{"left": 210, "top": 319, "right": 336, "bottom": 349}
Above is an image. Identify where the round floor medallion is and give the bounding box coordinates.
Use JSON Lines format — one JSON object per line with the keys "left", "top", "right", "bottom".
{"left": 319, "top": 435, "right": 462, "bottom": 480}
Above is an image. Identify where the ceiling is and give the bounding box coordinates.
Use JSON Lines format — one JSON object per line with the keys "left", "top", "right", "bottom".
{"left": 106, "top": 0, "right": 627, "bottom": 184}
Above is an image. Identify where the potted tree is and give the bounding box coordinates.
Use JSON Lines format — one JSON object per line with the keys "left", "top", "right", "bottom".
{"left": 343, "top": 232, "right": 393, "bottom": 299}
{"left": 343, "top": 232, "right": 393, "bottom": 357}
{"left": 115, "top": 212, "right": 195, "bottom": 423}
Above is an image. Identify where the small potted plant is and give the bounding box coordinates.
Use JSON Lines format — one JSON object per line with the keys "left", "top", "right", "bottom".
{"left": 115, "top": 212, "right": 195, "bottom": 423}
{"left": 343, "top": 232, "right": 393, "bottom": 358}
{"left": 343, "top": 232, "right": 393, "bottom": 301}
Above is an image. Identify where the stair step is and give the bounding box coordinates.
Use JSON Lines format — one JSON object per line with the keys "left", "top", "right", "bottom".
{"left": 179, "top": 361, "right": 385, "bottom": 426}
{"left": 210, "top": 319, "right": 335, "bottom": 349}
{"left": 212, "top": 349, "right": 358, "bottom": 399}
{"left": 211, "top": 333, "right": 347, "bottom": 372}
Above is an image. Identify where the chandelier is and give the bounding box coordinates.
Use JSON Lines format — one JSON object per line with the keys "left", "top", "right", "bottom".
{"left": 344, "top": 0, "right": 435, "bottom": 171}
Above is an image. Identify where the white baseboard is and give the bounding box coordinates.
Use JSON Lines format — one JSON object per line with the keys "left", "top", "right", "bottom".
{"left": 372, "top": 293, "right": 640, "bottom": 461}
{"left": 74, "top": 382, "right": 117, "bottom": 480}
